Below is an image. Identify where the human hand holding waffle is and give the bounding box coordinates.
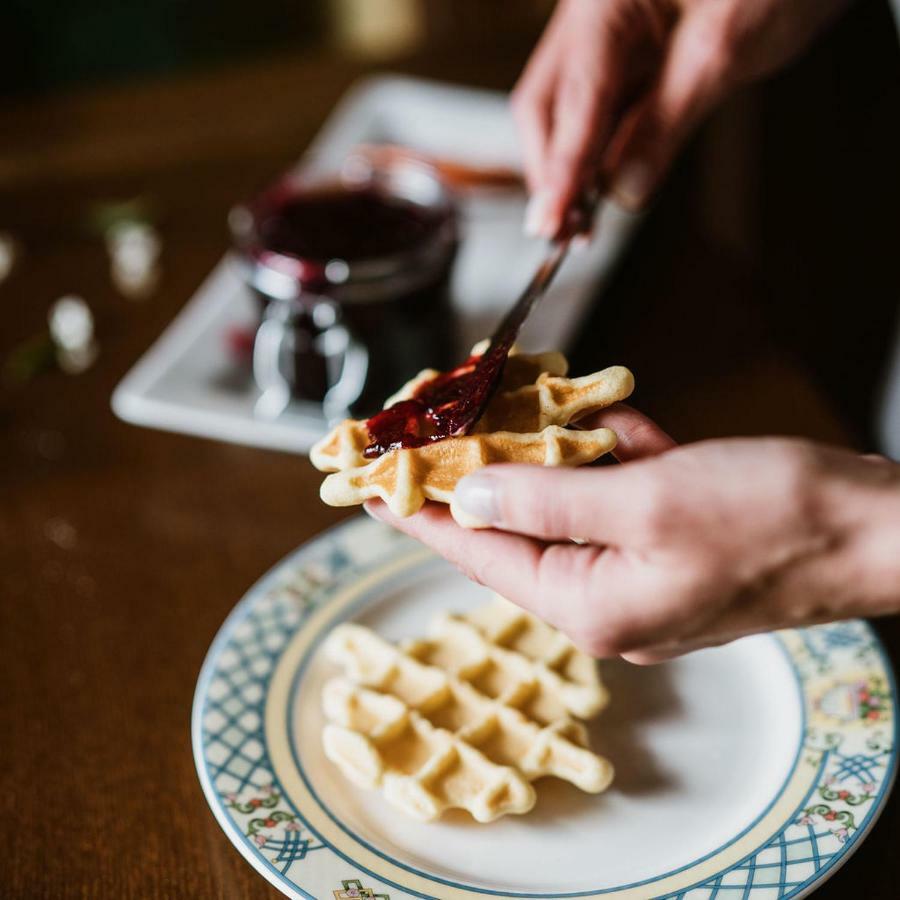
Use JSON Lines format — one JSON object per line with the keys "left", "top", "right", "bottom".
{"left": 315, "top": 342, "right": 900, "bottom": 671}
{"left": 372, "top": 418, "right": 900, "bottom": 667}
{"left": 311, "top": 344, "right": 634, "bottom": 527}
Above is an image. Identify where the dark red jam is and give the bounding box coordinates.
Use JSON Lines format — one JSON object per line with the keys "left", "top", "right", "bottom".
{"left": 256, "top": 186, "right": 444, "bottom": 263}
{"left": 364, "top": 335, "right": 515, "bottom": 457}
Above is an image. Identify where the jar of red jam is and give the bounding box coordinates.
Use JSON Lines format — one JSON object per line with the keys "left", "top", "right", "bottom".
{"left": 230, "top": 152, "right": 459, "bottom": 421}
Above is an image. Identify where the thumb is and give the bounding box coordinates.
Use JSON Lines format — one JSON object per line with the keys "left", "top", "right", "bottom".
{"left": 607, "top": 12, "right": 733, "bottom": 210}
{"left": 452, "top": 463, "right": 654, "bottom": 544}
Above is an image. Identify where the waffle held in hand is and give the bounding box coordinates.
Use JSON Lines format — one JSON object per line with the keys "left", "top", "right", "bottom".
{"left": 311, "top": 344, "right": 634, "bottom": 527}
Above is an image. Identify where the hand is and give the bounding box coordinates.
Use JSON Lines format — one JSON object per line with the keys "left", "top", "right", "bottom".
{"left": 366, "top": 405, "right": 900, "bottom": 663}
{"left": 513, "top": 0, "right": 851, "bottom": 236}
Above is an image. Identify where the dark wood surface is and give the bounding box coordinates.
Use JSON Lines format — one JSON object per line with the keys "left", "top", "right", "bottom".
{"left": 1, "top": 48, "right": 897, "bottom": 900}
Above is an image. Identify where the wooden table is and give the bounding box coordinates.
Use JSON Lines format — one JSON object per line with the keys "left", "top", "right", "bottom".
{"left": 1, "top": 49, "right": 897, "bottom": 899}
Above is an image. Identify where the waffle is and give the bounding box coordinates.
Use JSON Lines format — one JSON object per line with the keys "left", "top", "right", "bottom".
{"left": 320, "top": 424, "right": 618, "bottom": 526}
{"left": 311, "top": 345, "right": 633, "bottom": 526}
{"left": 309, "top": 346, "right": 571, "bottom": 473}
{"left": 321, "top": 596, "right": 613, "bottom": 823}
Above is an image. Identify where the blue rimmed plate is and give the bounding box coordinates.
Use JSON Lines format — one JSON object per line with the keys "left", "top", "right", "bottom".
{"left": 193, "top": 517, "right": 897, "bottom": 899}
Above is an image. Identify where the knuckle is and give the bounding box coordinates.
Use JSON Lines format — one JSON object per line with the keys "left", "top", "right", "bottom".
{"left": 783, "top": 595, "right": 830, "bottom": 626}
{"left": 508, "top": 476, "right": 573, "bottom": 538}
{"left": 454, "top": 558, "right": 486, "bottom": 587}
{"left": 481, "top": 555, "right": 521, "bottom": 592}
{"left": 709, "top": 30, "right": 735, "bottom": 68}
{"left": 690, "top": 17, "right": 737, "bottom": 81}
{"left": 672, "top": 559, "right": 708, "bottom": 601}
{"left": 777, "top": 438, "right": 822, "bottom": 475}
{"left": 455, "top": 547, "right": 514, "bottom": 590}
{"left": 531, "top": 545, "right": 652, "bottom": 659}
{"left": 558, "top": 73, "right": 604, "bottom": 113}
{"left": 636, "top": 472, "right": 676, "bottom": 538}
{"left": 690, "top": 11, "right": 729, "bottom": 53}
{"left": 668, "top": 15, "right": 731, "bottom": 95}
{"left": 532, "top": 544, "right": 598, "bottom": 631}
{"left": 774, "top": 441, "right": 824, "bottom": 520}
{"left": 550, "top": 145, "right": 597, "bottom": 180}
{"left": 532, "top": 545, "right": 576, "bottom": 615}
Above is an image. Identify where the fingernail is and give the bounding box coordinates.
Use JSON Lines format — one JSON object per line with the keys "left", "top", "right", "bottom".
{"left": 572, "top": 233, "right": 592, "bottom": 253}
{"left": 523, "top": 191, "right": 552, "bottom": 237}
{"left": 611, "top": 160, "right": 652, "bottom": 210}
{"left": 454, "top": 472, "right": 500, "bottom": 525}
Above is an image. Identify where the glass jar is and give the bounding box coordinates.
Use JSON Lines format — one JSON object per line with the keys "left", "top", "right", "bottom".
{"left": 230, "top": 151, "right": 459, "bottom": 422}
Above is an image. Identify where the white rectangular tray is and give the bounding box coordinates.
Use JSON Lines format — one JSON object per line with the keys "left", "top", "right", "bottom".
{"left": 112, "top": 75, "right": 640, "bottom": 454}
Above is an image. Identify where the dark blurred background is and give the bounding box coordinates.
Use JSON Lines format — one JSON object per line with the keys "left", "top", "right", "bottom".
{"left": 0, "top": 1, "right": 552, "bottom": 95}
{"left": 0, "top": 1, "right": 323, "bottom": 94}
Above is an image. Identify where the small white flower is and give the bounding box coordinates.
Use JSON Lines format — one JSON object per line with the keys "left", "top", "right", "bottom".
{"left": 106, "top": 222, "right": 162, "bottom": 300}
{"left": 48, "top": 296, "right": 99, "bottom": 374}
{"left": 49, "top": 296, "right": 94, "bottom": 351}
{"left": 106, "top": 222, "right": 161, "bottom": 266}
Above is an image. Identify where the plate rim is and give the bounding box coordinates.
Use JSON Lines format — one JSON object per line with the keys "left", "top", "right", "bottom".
{"left": 193, "top": 517, "right": 899, "bottom": 900}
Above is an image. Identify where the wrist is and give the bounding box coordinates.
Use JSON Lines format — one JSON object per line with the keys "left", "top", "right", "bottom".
{"left": 820, "top": 456, "right": 900, "bottom": 619}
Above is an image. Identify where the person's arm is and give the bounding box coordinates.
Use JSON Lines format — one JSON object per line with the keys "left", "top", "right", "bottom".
{"left": 513, "top": 0, "right": 852, "bottom": 237}
{"left": 366, "top": 407, "right": 900, "bottom": 663}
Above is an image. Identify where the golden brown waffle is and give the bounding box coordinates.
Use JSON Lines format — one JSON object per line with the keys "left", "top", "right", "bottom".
{"left": 320, "top": 424, "right": 618, "bottom": 525}
{"left": 321, "top": 596, "right": 613, "bottom": 823}
{"left": 309, "top": 347, "right": 572, "bottom": 473}
{"left": 311, "top": 346, "right": 633, "bottom": 526}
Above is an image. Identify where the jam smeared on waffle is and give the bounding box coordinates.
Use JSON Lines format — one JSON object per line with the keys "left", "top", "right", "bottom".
{"left": 364, "top": 340, "right": 515, "bottom": 458}
{"left": 314, "top": 346, "right": 634, "bottom": 524}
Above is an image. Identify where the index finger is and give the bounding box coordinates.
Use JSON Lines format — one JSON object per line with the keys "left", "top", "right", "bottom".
{"left": 579, "top": 403, "right": 677, "bottom": 462}
{"left": 364, "top": 500, "right": 669, "bottom": 657}
{"left": 539, "top": 20, "right": 625, "bottom": 236}
{"left": 363, "top": 500, "right": 612, "bottom": 638}
{"left": 511, "top": 5, "right": 567, "bottom": 193}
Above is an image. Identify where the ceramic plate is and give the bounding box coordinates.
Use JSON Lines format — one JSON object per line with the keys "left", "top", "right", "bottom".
{"left": 193, "top": 518, "right": 897, "bottom": 899}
